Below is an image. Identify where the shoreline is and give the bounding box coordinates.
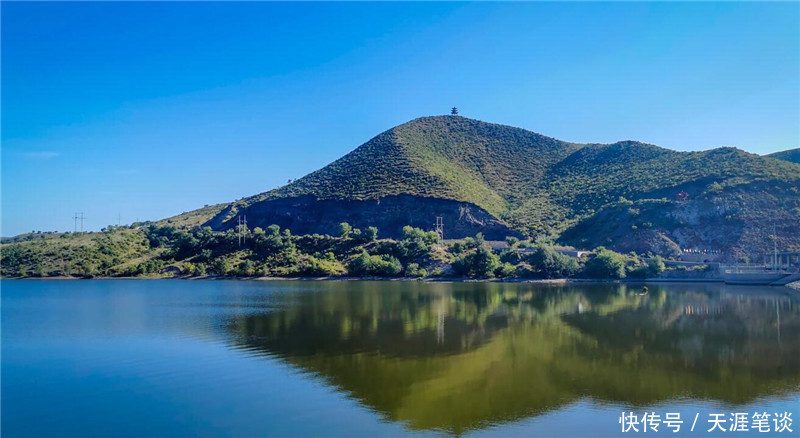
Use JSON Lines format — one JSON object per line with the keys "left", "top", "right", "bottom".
{"left": 4, "top": 276, "right": 798, "bottom": 291}
{"left": 0, "top": 275, "right": 692, "bottom": 283}
{"left": 3, "top": 274, "right": 795, "bottom": 286}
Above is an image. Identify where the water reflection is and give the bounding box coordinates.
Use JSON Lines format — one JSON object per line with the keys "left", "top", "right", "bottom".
{"left": 226, "top": 282, "right": 800, "bottom": 434}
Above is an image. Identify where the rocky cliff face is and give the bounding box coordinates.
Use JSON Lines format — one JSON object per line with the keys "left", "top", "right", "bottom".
{"left": 560, "top": 181, "right": 800, "bottom": 261}
{"left": 208, "top": 195, "right": 515, "bottom": 240}
{"left": 167, "top": 116, "right": 800, "bottom": 259}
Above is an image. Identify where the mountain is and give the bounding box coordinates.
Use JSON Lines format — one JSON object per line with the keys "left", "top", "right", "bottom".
{"left": 168, "top": 115, "right": 800, "bottom": 259}
{"left": 769, "top": 148, "right": 800, "bottom": 164}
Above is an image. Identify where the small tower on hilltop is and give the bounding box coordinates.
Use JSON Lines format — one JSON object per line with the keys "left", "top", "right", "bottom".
{"left": 451, "top": 107, "right": 459, "bottom": 115}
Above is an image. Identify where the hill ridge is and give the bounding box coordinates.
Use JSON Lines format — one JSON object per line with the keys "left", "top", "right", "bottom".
{"left": 768, "top": 148, "right": 800, "bottom": 164}
{"left": 164, "top": 115, "right": 799, "bottom": 256}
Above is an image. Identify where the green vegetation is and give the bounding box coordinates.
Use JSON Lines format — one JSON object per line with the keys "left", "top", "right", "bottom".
{"left": 6, "top": 117, "right": 799, "bottom": 264}
{"left": 229, "top": 282, "right": 800, "bottom": 434}
{"left": 452, "top": 245, "right": 501, "bottom": 278}
{"left": 584, "top": 247, "right": 628, "bottom": 279}
{"left": 522, "top": 247, "right": 580, "bottom": 279}
{"left": 2, "top": 222, "right": 671, "bottom": 281}
{"left": 176, "top": 116, "right": 800, "bottom": 257}
{"left": 768, "top": 148, "right": 800, "bottom": 164}
{"left": 348, "top": 251, "right": 402, "bottom": 276}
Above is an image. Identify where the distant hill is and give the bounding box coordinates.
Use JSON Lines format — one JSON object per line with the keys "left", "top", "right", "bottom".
{"left": 164, "top": 116, "right": 800, "bottom": 259}
{"left": 768, "top": 148, "right": 800, "bottom": 164}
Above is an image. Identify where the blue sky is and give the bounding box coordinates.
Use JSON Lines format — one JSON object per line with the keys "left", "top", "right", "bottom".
{"left": 2, "top": 2, "right": 798, "bottom": 236}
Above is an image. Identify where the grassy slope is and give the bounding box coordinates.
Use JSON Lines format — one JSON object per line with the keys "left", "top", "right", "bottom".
{"left": 768, "top": 148, "right": 800, "bottom": 164}
{"left": 0, "top": 228, "right": 157, "bottom": 277}
{"left": 8, "top": 116, "right": 798, "bottom": 265}
{"left": 540, "top": 144, "right": 800, "bottom": 218}
{"left": 227, "top": 116, "right": 800, "bottom": 241}
{"left": 156, "top": 203, "right": 228, "bottom": 228}
{"left": 248, "top": 116, "right": 582, "bottom": 220}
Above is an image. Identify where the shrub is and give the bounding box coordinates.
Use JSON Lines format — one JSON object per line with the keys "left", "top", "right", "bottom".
{"left": 238, "top": 260, "right": 256, "bottom": 276}
{"left": 647, "top": 256, "right": 666, "bottom": 276}
{"left": 452, "top": 244, "right": 501, "bottom": 278}
{"left": 627, "top": 255, "right": 666, "bottom": 278}
{"left": 398, "top": 226, "right": 438, "bottom": 260}
{"left": 211, "top": 258, "right": 233, "bottom": 276}
{"left": 497, "top": 262, "right": 517, "bottom": 278}
{"left": 515, "top": 262, "right": 536, "bottom": 278}
{"left": 348, "top": 251, "right": 403, "bottom": 276}
{"left": 528, "top": 247, "right": 580, "bottom": 278}
{"left": 405, "top": 263, "right": 427, "bottom": 278}
{"left": 364, "top": 226, "right": 379, "bottom": 241}
{"left": 338, "top": 222, "right": 352, "bottom": 238}
{"left": 584, "top": 247, "right": 627, "bottom": 279}
{"left": 297, "top": 255, "right": 346, "bottom": 276}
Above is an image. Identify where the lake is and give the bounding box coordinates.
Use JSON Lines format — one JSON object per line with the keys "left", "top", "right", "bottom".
{"left": 2, "top": 280, "right": 798, "bottom": 437}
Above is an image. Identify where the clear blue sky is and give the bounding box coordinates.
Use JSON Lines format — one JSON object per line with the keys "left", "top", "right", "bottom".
{"left": 2, "top": 2, "right": 798, "bottom": 236}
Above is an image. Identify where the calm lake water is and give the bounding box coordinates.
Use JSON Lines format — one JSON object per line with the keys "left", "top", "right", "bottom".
{"left": 2, "top": 280, "right": 798, "bottom": 437}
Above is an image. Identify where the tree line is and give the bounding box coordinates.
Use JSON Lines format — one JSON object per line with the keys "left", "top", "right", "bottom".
{"left": 1, "top": 221, "right": 666, "bottom": 280}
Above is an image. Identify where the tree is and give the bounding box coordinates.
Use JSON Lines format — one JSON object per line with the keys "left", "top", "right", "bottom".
{"left": 631, "top": 255, "right": 666, "bottom": 278}
{"left": 364, "top": 226, "right": 379, "bottom": 241}
{"left": 347, "top": 251, "right": 402, "bottom": 276}
{"left": 398, "top": 226, "right": 438, "bottom": 260}
{"left": 338, "top": 222, "right": 352, "bottom": 238}
{"left": 238, "top": 260, "right": 256, "bottom": 276}
{"left": 212, "top": 258, "right": 233, "bottom": 276}
{"left": 451, "top": 107, "right": 458, "bottom": 115}
{"left": 584, "top": 247, "right": 627, "bottom": 279}
{"left": 472, "top": 245, "right": 501, "bottom": 278}
{"left": 35, "top": 261, "right": 46, "bottom": 277}
{"left": 528, "top": 247, "right": 579, "bottom": 278}
{"left": 452, "top": 244, "right": 501, "bottom": 278}
{"left": 405, "top": 263, "right": 427, "bottom": 278}
{"left": 647, "top": 256, "right": 666, "bottom": 275}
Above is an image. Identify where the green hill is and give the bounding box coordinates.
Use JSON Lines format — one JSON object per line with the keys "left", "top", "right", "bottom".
{"left": 5, "top": 115, "right": 797, "bottom": 274}
{"left": 186, "top": 115, "right": 799, "bottom": 257}
{"left": 769, "top": 148, "right": 800, "bottom": 164}
{"left": 257, "top": 116, "right": 581, "bottom": 211}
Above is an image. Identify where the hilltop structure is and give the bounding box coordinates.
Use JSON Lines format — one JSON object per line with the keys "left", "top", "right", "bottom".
{"left": 163, "top": 116, "right": 800, "bottom": 260}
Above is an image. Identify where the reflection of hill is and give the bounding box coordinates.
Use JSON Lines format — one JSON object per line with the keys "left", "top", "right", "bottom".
{"left": 226, "top": 282, "right": 800, "bottom": 434}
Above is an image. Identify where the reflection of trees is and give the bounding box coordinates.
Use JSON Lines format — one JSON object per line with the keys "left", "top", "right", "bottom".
{"left": 226, "top": 282, "right": 800, "bottom": 434}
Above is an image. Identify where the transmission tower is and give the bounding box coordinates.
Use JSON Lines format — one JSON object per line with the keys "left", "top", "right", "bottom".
{"left": 434, "top": 216, "right": 444, "bottom": 247}
{"left": 237, "top": 215, "right": 248, "bottom": 246}
{"left": 73, "top": 212, "right": 85, "bottom": 232}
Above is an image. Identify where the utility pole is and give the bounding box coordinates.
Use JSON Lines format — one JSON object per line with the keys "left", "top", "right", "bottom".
{"left": 79, "top": 212, "right": 85, "bottom": 232}
{"left": 73, "top": 213, "right": 79, "bottom": 233}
